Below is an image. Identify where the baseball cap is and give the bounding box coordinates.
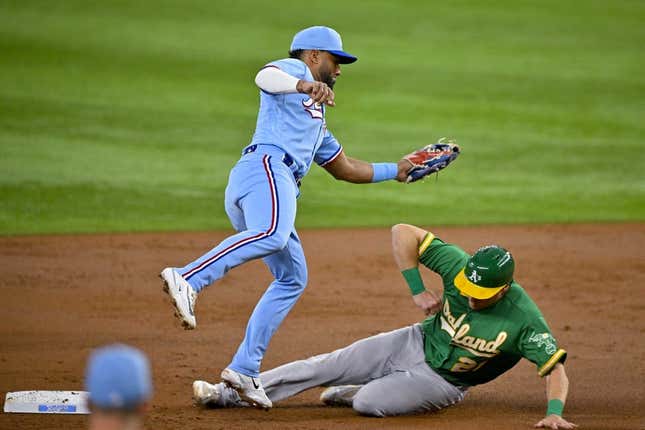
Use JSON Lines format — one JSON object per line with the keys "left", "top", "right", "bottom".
{"left": 453, "top": 245, "right": 515, "bottom": 300}
{"left": 85, "top": 344, "right": 152, "bottom": 410}
{"left": 290, "top": 26, "right": 358, "bottom": 64}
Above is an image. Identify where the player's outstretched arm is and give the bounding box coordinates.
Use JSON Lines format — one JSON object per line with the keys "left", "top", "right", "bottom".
{"left": 322, "top": 151, "right": 409, "bottom": 183}
{"left": 534, "top": 363, "right": 578, "bottom": 429}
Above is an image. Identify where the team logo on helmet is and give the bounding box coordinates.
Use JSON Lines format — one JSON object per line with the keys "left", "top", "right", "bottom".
{"left": 468, "top": 270, "right": 482, "bottom": 283}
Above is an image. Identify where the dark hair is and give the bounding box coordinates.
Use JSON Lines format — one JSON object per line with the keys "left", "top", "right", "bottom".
{"left": 289, "top": 49, "right": 306, "bottom": 60}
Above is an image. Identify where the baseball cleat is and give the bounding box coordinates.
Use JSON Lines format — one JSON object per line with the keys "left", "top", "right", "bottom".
{"left": 193, "top": 380, "right": 223, "bottom": 407}
{"left": 220, "top": 368, "right": 272, "bottom": 410}
{"left": 320, "top": 385, "right": 362, "bottom": 407}
{"left": 160, "top": 268, "right": 197, "bottom": 330}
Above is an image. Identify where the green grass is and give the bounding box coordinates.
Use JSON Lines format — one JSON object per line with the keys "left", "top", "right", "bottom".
{"left": 1, "top": 0, "right": 644, "bottom": 234}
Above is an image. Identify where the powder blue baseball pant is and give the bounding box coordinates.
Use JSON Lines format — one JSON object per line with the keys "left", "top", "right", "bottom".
{"left": 178, "top": 146, "right": 306, "bottom": 377}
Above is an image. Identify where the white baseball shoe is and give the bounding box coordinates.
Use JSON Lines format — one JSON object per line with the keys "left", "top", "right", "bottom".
{"left": 193, "top": 380, "right": 223, "bottom": 407}
{"left": 220, "top": 368, "right": 272, "bottom": 410}
{"left": 320, "top": 385, "right": 362, "bottom": 407}
{"left": 160, "top": 268, "right": 197, "bottom": 330}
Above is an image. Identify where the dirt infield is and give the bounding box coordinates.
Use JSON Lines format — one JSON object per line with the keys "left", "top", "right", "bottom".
{"left": 1, "top": 224, "right": 644, "bottom": 430}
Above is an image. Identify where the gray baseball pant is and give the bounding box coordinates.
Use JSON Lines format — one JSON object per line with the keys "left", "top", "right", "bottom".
{"left": 217, "top": 324, "right": 467, "bottom": 416}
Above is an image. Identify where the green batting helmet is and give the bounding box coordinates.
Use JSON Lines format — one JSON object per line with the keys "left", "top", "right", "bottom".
{"left": 454, "top": 245, "right": 515, "bottom": 299}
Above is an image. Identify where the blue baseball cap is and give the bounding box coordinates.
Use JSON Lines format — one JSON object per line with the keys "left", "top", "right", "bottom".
{"left": 290, "top": 26, "right": 357, "bottom": 64}
{"left": 85, "top": 344, "right": 152, "bottom": 410}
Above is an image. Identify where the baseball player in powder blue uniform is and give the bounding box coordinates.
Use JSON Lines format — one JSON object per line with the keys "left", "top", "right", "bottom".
{"left": 160, "top": 26, "right": 425, "bottom": 409}
{"left": 85, "top": 344, "right": 153, "bottom": 430}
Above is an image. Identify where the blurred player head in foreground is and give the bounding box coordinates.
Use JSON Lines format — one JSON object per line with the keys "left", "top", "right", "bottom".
{"left": 85, "top": 344, "right": 152, "bottom": 430}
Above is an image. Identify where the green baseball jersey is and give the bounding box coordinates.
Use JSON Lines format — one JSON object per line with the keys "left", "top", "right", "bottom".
{"left": 417, "top": 234, "right": 567, "bottom": 387}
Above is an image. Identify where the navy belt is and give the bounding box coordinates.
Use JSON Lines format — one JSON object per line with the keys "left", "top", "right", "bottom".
{"left": 243, "top": 144, "right": 301, "bottom": 186}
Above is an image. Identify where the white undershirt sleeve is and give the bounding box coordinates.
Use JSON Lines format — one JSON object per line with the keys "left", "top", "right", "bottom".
{"left": 254, "top": 66, "right": 301, "bottom": 94}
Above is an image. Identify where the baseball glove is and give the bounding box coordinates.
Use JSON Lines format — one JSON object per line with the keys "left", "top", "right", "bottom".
{"left": 402, "top": 137, "right": 460, "bottom": 183}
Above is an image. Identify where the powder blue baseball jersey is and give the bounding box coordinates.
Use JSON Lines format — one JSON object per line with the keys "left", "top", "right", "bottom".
{"left": 251, "top": 58, "right": 344, "bottom": 178}
{"left": 175, "top": 58, "right": 344, "bottom": 378}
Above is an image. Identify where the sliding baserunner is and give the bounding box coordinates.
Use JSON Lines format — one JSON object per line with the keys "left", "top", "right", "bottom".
{"left": 191, "top": 224, "right": 576, "bottom": 429}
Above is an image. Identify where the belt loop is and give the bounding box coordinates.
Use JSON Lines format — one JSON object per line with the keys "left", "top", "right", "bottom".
{"left": 242, "top": 144, "right": 257, "bottom": 155}
{"left": 282, "top": 153, "right": 294, "bottom": 167}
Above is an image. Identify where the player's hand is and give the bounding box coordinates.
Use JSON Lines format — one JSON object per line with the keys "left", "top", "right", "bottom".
{"left": 412, "top": 290, "right": 442, "bottom": 316}
{"left": 395, "top": 159, "right": 412, "bottom": 182}
{"left": 297, "top": 80, "right": 335, "bottom": 106}
{"left": 534, "top": 414, "right": 578, "bottom": 429}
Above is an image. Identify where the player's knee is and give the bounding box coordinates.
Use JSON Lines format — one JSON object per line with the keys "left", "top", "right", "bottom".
{"left": 265, "top": 230, "right": 290, "bottom": 252}
{"left": 352, "top": 395, "right": 386, "bottom": 418}
{"left": 277, "top": 266, "right": 307, "bottom": 292}
{"left": 296, "top": 266, "right": 308, "bottom": 289}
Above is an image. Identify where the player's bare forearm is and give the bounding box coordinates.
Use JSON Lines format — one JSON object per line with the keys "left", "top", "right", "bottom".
{"left": 323, "top": 152, "right": 410, "bottom": 183}
{"left": 535, "top": 363, "right": 577, "bottom": 429}
{"left": 323, "top": 152, "right": 372, "bottom": 183}
{"left": 546, "top": 363, "right": 569, "bottom": 403}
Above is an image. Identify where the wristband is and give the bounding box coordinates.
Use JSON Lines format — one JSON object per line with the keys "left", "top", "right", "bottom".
{"left": 371, "top": 162, "right": 398, "bottom": 183}
{"left": 546, "top": 399, "right": 564, "bottom": 416}
{"left": 401, "top": 267, "right": 425, "bottom": 295}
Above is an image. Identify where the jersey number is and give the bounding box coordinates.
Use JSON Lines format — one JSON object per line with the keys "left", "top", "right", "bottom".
{"left": 451, "top": 356, "right": 488, "bottom": 372}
